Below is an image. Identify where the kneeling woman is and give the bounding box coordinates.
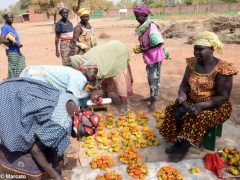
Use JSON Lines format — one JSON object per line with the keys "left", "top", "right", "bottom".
{"left": 70, "top": 40, "right": 134, "bottom": 114}
{"left": 159, "top": 31, "right": 238, "bottom": 162}
{"left": 0, "top": 78, "right": 99, "bottom": 179}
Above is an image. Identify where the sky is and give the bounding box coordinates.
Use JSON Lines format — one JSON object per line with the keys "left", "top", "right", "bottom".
{"left": 0, "top": 0, "right": 19, "bottom": 10}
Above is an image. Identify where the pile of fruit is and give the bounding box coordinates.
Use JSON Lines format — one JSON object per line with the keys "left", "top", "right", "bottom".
{"left": 82, "top": 136, "right": 95, "bottom": 149}
{"left": 105, "top": 113, "right": 116, "bottom": 129}
{"left": 81, "top": 111, "right": 162, "bottom": 179}
{"left": 188, "top": 166, "right": 201, "bottom": 174}
{"left": 86, "top": 149, "right": 98, "bottom": 157}
{"left": 157, "top": 165, "right": 184, "bottom": 180}
{"left": 95, "top": 130, "right": 109, "bottom": 150}
{"left": 136, "top": 112, "right": 149, "bottom": 126}
{"left": 96, "top": 171, "right": 122, "bottom": 180}
{"left": 218, "top": 147, "right": 240, "bottom": 176}
{"left": 107, "top": 130, "right": 122, "bottom": 153}
{"left": 127, "top": 161, "right": 149, "bottom": 179}
{"left": 152, "top": 110, "right": 165, "bottom": 129}
{"left": 90, "top": 155, "right": 116, "bottom": 170}
{"left": 118, "top": 149, "right": 142, "bottom": 164}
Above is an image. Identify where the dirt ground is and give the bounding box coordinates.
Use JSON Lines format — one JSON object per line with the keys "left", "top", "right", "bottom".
{"left": 0, "top": 15, "right": 239, "bottom": 179}
{"left": 0, "top": 16, "right": 239, "bottom": 123}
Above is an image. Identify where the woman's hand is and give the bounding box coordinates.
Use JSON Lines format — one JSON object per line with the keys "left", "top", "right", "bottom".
{"left": 53, "top": 172, "right": 64, "bottom": 180}
{"left": 176, "top": 94, "right": 187, "bottom": 105}
{"left": 189, "top": 103, "right": 203, "bottom": 117}
{"left": 133, "top": 45, "right": 142, "bottom": 54}
{"left": 69, "top": 40, "right": 75, "bottom": 49}
{"left": 84, "top": 84, "right": 97, "bottom": 92}
{"left": 56, "top": 50, "right": 60, "bottom": 58}
{"left": 15, "top": 42, "right": 23, "bottom": 48}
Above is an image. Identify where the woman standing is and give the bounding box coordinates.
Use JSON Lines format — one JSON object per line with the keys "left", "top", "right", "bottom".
{"left": 72, "top": 8, "right": 97, "bottom": 55}
{"left": 0, "top": 12, "right": 26, "bottom": 78}
{"left": 159, "top": 31, "right": 238, "bottom": 162}
{"left": 133, "top": 5, "right": 166, "bottom": 112}
{"left": 55, "top": 7, "right": 75, "bottom": 66}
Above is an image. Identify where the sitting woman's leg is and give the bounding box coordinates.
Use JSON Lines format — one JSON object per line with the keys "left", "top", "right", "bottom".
{"left": 178, "top": 100, "right": 232, "bottom": 147}
{"left": 168, "top": 100, "right": 232, "bottom": 162}
{"left": 159, "top": 103, "right": 181, "bottom": 153}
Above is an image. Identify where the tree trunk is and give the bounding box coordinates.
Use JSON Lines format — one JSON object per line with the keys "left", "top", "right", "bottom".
{"left": 54, "top": 13, "right": 57, "bottom": 24}
{"left": 46, "top": 11, "right": 50, "bottom": 20}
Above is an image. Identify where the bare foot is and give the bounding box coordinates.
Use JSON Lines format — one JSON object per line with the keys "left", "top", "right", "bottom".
{"left": 165, "top": 142, "right": 181, "bottom": 154}
{"left": 148, "top": 102, "right": 156, "bottom": 113}
{"left": 168, "top": 140, "right": 191, "bottom": 163}
{"left": 142, "top": 97, "right": 152, "bottom": 102}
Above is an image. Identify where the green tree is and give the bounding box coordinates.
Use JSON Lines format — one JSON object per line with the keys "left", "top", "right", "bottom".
{"left": 117, "top": 0, "right": 134, "bottom": 8}
{"left": 19, "top": 0, "right": 32, "bottom": 10}
{"left": 81, "top": 0, "right": 114, "bottom": 11}
{"left": 31, "top": 0, "right": 82, "bottom": 23}
{"left": 0, "top": 9, "right": 3, "bottom": 23}
{"left": 184, "top": 0, "right": 192, "bottom": 5}
{"left": 222, "top": 0, "right": 240, "bottom": 2}
{"left": 8, "top": 2, "right": 22, "bottom": 15}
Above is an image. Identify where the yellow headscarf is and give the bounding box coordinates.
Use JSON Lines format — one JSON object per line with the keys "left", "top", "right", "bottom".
{"left": 78, "top": 8, "right": 90, "bottom": 17}
{"left": 194, "top": 31, "right": 223, "bottom": 53}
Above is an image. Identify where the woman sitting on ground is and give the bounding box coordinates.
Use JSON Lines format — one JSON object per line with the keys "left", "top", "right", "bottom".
{"left": 70, "top": 40, "right": 134, "bottom": 114}
{"left": 159, "top": 31, "right": 238, "bottom": 162}
{"left": 0, "top": 78, "right": 100, "bottom": 179}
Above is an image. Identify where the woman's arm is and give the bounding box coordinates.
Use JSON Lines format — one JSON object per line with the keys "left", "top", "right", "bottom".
{"left": 0, "top": 33, "right": 22, "bottom": 48}
{"left": 141, "top": 43, "right": 163, "bottom": 51}
{"left": 55, "top": 33, "right": 60, "bottom": 58}
{"left": 72, "top": 25, "right": 83, "bottom": 46}
{"left": 190, "top": 73, "right": 233, "bottom": 116}
{"left": 30, "top": 142, "right": 63, "bottom": 180}
{"left": 177, "top": 67, "right": 191, "bottom": 104}
{"left": 0, "top": 34, "right": 10, "bottom": 46}
{"left": 198, "top": 74, "right": 232, "bottom": 109}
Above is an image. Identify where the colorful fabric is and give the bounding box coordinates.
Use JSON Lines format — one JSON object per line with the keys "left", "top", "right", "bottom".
{"left": 133, "top": 5, "right": 152, "bottom": 16}
{"left": 137, "top": 21, "right": 165, "bottom": 65}
{"left": 159, "top": 58, "right": 237, "bottom": 146}
{"left": 186, "top": 57, "right": 238, "bottom": 102}
{"left": 71, "top": 40, "right": 130, "bottom": 79}
{"left": 0, "top": 78, "right": 76, "bottom": 156}
{"left": 7, "top": 52, "right": 26, "bottom": 78}
{"left": 194, "top": 31, "right": 224, "bottom": 53}
{"left": 101, "top": 66, "right": 133, "bottom": 98}
{"left": 0, "top": 144, "right": 59, "bottom": 177}
{"left": 78, "top": 8, "right": 90, "bottom": 17}
{"left": 20, "top": 65, "right": 89, "bottom": 100}
{"left": 60, "top": 39, "right": 75, "bottom": 65}
{"left": 146, "top": 61, "right": 162, "bottom": 97}
{"left": 76, "top": 24, "right": 97, "bottom": 55}
{"left": 159, "top": 100, "right": 232, "bottom": 146}
{"left": 60, "top": 32, "right": 73, "bottom": 40}
{"left": 135, "top": 17, "right": 154, "bottom": 36}
{"left": 1, "top": 24, "right": 20, "bottom": 52}
{"left": 73, "top": 111, "right": 100, "bottom": 136}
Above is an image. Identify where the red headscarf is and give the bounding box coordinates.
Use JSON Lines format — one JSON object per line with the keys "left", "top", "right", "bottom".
{"left": 73, "top": 108, "right": 100, "bottom": 136}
